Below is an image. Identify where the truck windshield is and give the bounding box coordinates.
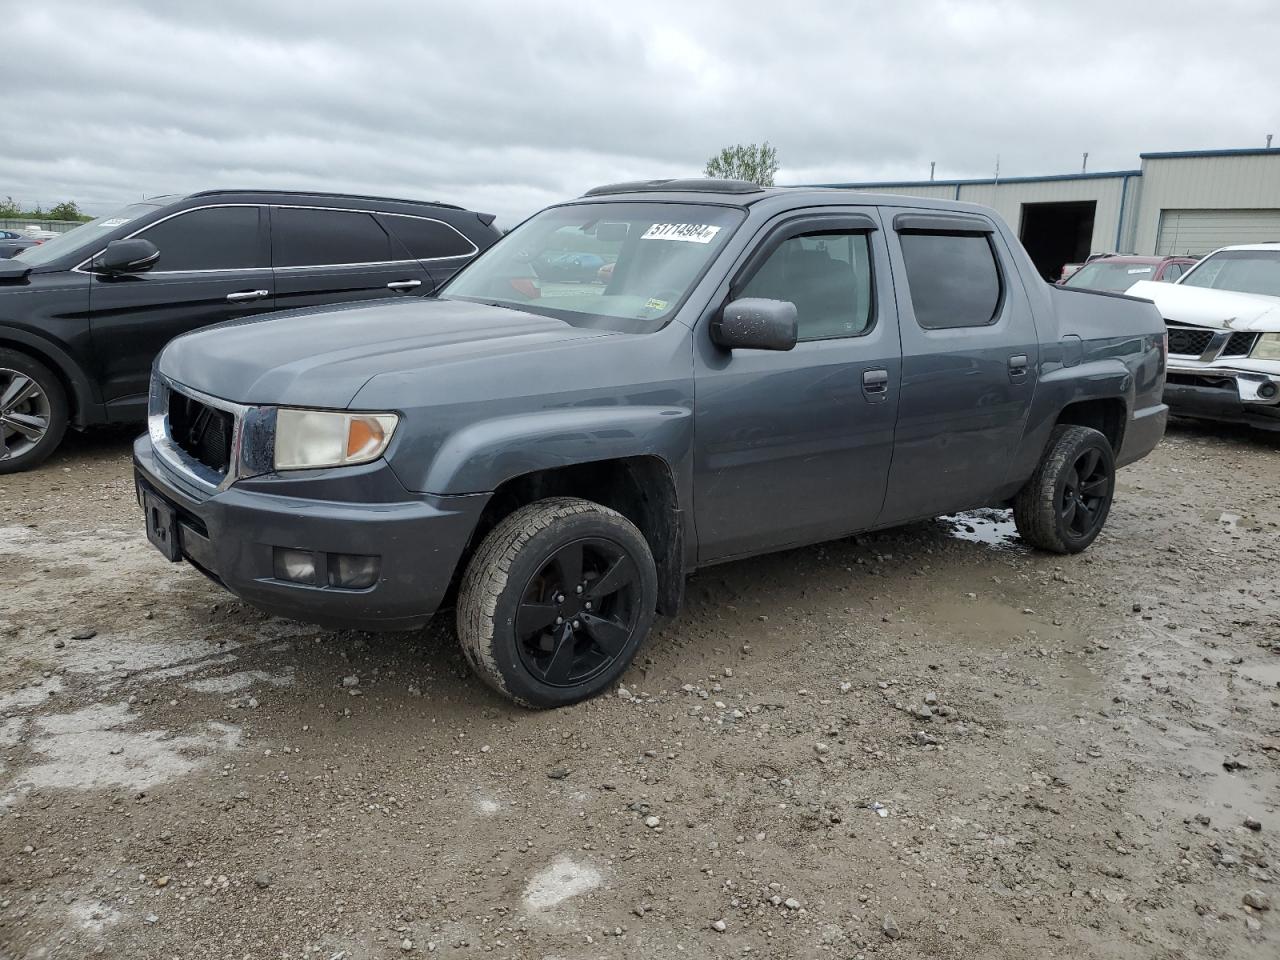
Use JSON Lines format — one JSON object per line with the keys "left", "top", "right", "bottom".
{"left": 1179, "top": 249, "right": 1280, "bottom": 297}
{"left": 12, "top": 202, "right": 162, "bottom": 267}
{"left": 1064, "top": 260, "right": 1157, "bottom": 291}
{"left": 440, "top": 201, "right": 744, "bottom": 331}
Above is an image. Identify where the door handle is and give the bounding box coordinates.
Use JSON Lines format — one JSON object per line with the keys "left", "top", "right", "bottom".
{"left": 862, "top": 368, "right": 889, "bottom": 402}
{"left": 387, "top": 279, "right": 423, "bottom": 291}
{"left": 1008, "top": 354, "right": 1029, "bottom": 380}
{"left": 226, "top": 289, "right": 269, "bottom": 303}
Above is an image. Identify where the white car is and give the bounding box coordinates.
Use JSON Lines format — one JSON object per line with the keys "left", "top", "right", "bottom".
{"left": 1128, "top": 242, "right": 1280, "bottom": 432}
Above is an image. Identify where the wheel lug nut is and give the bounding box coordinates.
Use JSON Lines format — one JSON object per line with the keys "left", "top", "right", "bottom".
{"left": 555, "top": 616, "right": 563, "bottom": 625}
{"left": 575, "top": 585, "right": 584, "bottom": 595}
{"left": 572, "top": 620, "right": 581, "bottom": 629}
{"left": 584, "top": 602, "right": 592, "bottom": 611}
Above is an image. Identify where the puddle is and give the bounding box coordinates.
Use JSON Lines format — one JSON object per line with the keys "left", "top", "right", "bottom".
{"left": 523, "top": 855, "right": 602, "bottom": 912}
{"left": 940, "top": 509, "right": 1022, "bottom": 548}
{"left": 13, "top": 701, "right": 241, "bottom": 793}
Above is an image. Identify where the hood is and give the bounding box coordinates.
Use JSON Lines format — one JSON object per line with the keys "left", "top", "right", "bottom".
{"left": 1127, "top": 280, "right": 1280, "bottom": 332}
{"left": 160, "top": 297, "right": 623, "bottom": 407}
{"left": 0, "top": 260, "right": 32, "bottom": 282}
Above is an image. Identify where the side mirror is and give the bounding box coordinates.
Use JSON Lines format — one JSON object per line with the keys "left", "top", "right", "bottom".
{"left": 711, "top": 297, "right": 798, "bottom": 351}
{"left": 94, "top": 238, "right": 159, "bottom": 275}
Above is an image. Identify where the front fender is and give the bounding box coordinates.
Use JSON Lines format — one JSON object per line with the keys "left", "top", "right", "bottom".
{"left": 405, "top": 404, "right": 692, "bottom": 495}
{"left": 0, "top": 322, "right": 103, "bottom": 424}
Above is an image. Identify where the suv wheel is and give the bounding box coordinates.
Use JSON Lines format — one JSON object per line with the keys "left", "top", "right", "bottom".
{"left": 1013, "top": 425, "right": 1115, "bottom": 554}
{"left": 0, "top": 349, "right": 68, "bottom": 475}
{"left": 456, "top": 497, "right": 658, "bottom": 708}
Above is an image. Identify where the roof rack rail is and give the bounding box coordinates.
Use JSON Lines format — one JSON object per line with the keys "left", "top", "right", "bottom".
{"left": 583, "top": 178, "right": 766, "bottom": 197}
{"left": 186, "top": 188, "right": 466, "bottom": 211}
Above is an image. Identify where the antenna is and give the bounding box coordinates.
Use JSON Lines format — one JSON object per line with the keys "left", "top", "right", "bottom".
{"left": 1082, "top": 152, "right": 1089, "bottom": 173}
{"left": 1268, "top": 134, "right": 1274, "bottom": 149}
{"left": 929, "top": 161, "right": 936, "bottom": 182}
{"left": 994, "top": 154, "right": 1000, "bottom": 184}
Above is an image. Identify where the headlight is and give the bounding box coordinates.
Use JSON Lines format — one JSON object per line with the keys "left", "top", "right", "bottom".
{"left": 1252, "top": 333, "right": 1280, "bottom": 361}
{"left": 273, "top": 409, "right": 399, "bottom": 470}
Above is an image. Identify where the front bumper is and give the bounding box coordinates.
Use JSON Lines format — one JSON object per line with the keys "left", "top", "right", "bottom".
{"left": 134, "top": 434, "right": 488, "bottom": 630}
{"left": 1164, "top": 363, "right": 1280, "bottom": 432}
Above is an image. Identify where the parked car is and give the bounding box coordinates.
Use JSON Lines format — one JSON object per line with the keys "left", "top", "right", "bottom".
{"left": 134, "top": 178, "right": 1167, "bottom": 708}
{"left": 0, "top": 228, "right": 46, "bottom": 259}
{"left": 532, "top": 251, "right": 607, "bottom": 282}
{"left": 0, "top": 189, "right": 500, "bottom": 472}
{"left": 1061, "top": 254, "right": 1197, "bottom": 292}
{"left": 1128, "top": 242, "right": 1280, "bottom": 431}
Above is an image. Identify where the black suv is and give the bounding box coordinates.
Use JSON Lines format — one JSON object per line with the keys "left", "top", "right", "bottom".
{"left": 0, "top": 189, "right": 499, "bottom": 472}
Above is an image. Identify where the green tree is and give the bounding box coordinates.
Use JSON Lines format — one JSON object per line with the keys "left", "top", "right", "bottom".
{"left": 0, "top": 196, "right": 19, "bottom": 218}
{"left": 704, "top": 142, "right": 779, "bottom": 186}
{"left": 48, "top": 201, "right": 82, "bottom": 221}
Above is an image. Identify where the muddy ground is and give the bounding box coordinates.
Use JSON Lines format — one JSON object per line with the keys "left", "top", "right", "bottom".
{"left": 0, "top": 422, "right": 1277, "bottom": 960}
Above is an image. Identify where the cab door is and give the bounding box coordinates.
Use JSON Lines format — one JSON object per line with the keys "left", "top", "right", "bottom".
{"left": 876, "top": 210, "right": 1040, "bottom": 524}
{"left": 269, "top": 206, "right": 433, "bottom": 310}
{"left": 692, "top": 210, "right": 901, "bottom": 562}
{"left": 87, "top": 204, "right": 273, "bottom": 415}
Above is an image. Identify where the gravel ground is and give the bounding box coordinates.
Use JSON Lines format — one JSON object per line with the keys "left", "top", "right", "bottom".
{"left": 0, "top": 421, "right": 1277, "bottom": 959}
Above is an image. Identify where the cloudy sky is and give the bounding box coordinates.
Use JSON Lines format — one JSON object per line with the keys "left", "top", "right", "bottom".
{"left": 4, "top": 0, "right": 1276, "bottom": 225}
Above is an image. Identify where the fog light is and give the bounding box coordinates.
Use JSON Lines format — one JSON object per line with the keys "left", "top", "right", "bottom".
{"left": 1258, "top": 382, "right": 1278, "bottom": 400}
{"left": 274, "top": 548, "right": 318, "bottom": 585}
{"left": 328, "top": 553, "right": 379, "bottom": 589}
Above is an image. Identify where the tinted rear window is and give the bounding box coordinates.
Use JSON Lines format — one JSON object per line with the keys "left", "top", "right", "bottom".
{"left": 138, "top": 206, "right": 265, "bottom": 271}
{"left": 378, "top": 214, "right": 476, "bottom": 260}
{"left": 272, "top": 208, "right": 393, "bottom": 267}
{"left": 899, "top": 232, "right": 1002, "bottom": 329}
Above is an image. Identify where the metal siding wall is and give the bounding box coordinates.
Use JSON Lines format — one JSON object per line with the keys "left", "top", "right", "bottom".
{"left": 843, "top": 184, "right": 957, "bottom": 201}
{"left": 958, "top": 178, "right": 1126, "bottom": 253}
{"left": 1154, "top": 209, "right": 1280, "bottom": 255}
{"left": 1133, "top": 154, "right": 1280, "bottom": 253}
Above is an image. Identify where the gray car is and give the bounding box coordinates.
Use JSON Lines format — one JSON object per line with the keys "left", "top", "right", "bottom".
{"left": 133, "top": 179, "right": 1168, "bottom": 707}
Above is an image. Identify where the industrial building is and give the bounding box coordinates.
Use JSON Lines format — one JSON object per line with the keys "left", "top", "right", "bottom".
{"left": 817, "top": 147, "right": 1280, "bottom": 281}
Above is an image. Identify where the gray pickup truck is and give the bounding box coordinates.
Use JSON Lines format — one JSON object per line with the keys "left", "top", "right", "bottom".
{"left": 133, "top": 179, "right": 1168, "bottom": 707}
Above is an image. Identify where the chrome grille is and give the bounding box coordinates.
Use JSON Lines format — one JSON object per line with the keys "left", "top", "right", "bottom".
{"left": 1166, "top": 325, "right": 1212, "bottom": 357}
{"left": 168, "top": 391, "right": 233, "bottom": 475}
{"left": 1224, "top": 332, "right": 1260, "bottom": 357}
{"left": 1166, "top": 323, "right": 1261, "bottom": 360}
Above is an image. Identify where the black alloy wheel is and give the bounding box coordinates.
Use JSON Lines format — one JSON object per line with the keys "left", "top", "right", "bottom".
{"left": 1060, "top": 446, "right": 1110, "bottom": 540}
{"left": 514, "top": 538, "right": 642, "bottom": 687}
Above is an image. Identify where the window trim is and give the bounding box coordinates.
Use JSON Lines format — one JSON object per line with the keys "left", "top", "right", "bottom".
{"left": 728, "top": 213, "right": 880, "bottom": 343}
{"left": 273, "top": 205, "right": 478, "bottom": 269}
{"left": 896, "top": 227, "right": 1007, "bottom": 331}
{"left": 73, "top": 203, "right": 269, "bottom": 275}
{"left": 73, "top": 203, "right": 479, "bottom": 275}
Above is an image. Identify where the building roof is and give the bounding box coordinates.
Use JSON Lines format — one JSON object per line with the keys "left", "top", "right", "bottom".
{"left": 1139, "top": 147, "right": 1280, "bottom": 160}
{"left": 806, "top": 169, "right": 1142, "bottom": 190}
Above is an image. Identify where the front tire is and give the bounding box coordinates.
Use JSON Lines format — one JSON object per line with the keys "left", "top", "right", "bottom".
{"left": 456, "top": 497, "right": 658, "bottom": 708}
{"left": 0, "top": 349, "right": 68, "bottom": 475}
{"left": 1013, "top": 425, "right": 1116, "bottom": 554}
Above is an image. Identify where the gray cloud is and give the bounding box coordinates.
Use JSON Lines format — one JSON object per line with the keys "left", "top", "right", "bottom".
{"left": 4, "top": 0, "right": 1276, "bottom": 225}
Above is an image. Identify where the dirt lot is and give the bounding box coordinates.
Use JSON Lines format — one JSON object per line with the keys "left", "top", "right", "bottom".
{"left": 1, "top": 422, "right": 1277, "bottom": 960}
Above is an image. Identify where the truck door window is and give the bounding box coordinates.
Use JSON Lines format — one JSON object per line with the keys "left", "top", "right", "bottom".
{"left": 898, "top": 232, "right": 1002, "bottom": 329}
{"left": 1161, "top": 262, "right": 1183, "bottom": 281}
{"left": 739, "top": 231, "right": 873, "bottom": 341}
{"left": 137, "top": 206, "right": 265, "bottom": 272}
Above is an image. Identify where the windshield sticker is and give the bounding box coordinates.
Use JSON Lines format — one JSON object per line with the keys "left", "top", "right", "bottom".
{"left": 1127, "top": 267, "right": 1153, "bottom": 274}
{"left": 644, "top": 298, "right": 668, "bottom": 311}
{"left": 99, "top": 217, "right": 132, "bottom": 228}
{"left": 641, "top": 223, "right": 722, "bottom": 244}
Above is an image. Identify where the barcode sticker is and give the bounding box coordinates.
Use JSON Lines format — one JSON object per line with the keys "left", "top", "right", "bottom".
{"left": 641, "top": 223, "right": 721, "bottom": 244}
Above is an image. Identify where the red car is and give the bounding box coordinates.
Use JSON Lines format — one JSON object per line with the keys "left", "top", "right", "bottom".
{"left": 1059, "top": 255, "right": 1197, "bottom": 292}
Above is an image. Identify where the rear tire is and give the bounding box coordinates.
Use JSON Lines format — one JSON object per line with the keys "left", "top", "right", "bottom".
{"left": 0, "top": 349, "right": 68, "bottom": 475}
{"left": 456, "top": 497, "right": 658, "bottom": 708}
{"left": 1013, "top": 425, "right": 1115, "bottom": 554}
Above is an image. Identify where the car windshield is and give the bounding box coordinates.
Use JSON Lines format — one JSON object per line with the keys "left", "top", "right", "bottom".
{"left": 12, "top": 202, "right": 161, "bottom": 267}
{"left": 1064, "top": 260, "right": 1157, "bottom": 292}
{"left": 1179, "top": 249, "right": 1280, "bottom": 297}
{"left": 440, "top": 201, "right": 744, "bottom": 331}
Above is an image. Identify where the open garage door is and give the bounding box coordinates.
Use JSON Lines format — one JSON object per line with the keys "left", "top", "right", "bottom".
{"left": 1156, "top": 209, "right": 1280, "bottom": 256}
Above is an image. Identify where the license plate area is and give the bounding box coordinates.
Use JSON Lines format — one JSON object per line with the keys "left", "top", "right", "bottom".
{"left": 142, "top": 488, "right": 182, "bottom": 562}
